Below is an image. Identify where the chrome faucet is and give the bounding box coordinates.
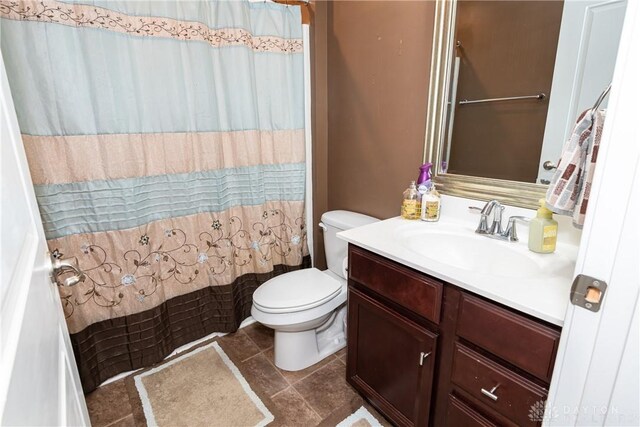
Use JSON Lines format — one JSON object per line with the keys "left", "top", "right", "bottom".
{"left": 469, "top": 199, "right": 501, "bottom": 235}
{"left": 469, "top": 200, "right": 529, "bottom": 242}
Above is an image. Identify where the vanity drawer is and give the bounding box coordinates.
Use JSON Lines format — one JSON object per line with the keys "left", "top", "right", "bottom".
{"left": 447, "top": 395, "right": 496, "bottom": 427}
{"left": 451, "top": 343, "right": 547, "bottom": 426}
{"left": 348, "top": 245, "right": 443, "bottom": 324}
{"left": 456, "top": 293, "right": 560, "bottom": 381}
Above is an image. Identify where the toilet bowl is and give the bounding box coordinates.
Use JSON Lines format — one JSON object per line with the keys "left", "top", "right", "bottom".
{"left": 251, "top": 211, "right": 378, "bottom": 371}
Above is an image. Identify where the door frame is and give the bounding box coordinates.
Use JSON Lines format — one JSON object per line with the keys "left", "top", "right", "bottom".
{"left": 545, "top": 0, "right": 639, "bottom": 424}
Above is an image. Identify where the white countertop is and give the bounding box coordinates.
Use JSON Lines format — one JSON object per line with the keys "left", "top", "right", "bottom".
{"left": 337, "top": 195, "right": 581, "bottom": 326}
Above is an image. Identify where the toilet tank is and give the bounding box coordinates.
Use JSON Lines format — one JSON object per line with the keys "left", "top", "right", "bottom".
{"left": 320, "top": 210, "right": 378, "bottom": 278}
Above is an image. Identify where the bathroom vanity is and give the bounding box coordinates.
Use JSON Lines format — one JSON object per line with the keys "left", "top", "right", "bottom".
{"left": 334, "top": 0, "right": 625, "bottom": 422}
{"left": 347, "top": 244, "right": 560, "bottom": 426}
{"left": 339, "top": 197, "right": 579, "bottom": 427}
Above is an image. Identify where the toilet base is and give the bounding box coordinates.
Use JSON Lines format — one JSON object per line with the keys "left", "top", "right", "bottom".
{"left": 273, "top": 305, "right": 347, "bottom": 371}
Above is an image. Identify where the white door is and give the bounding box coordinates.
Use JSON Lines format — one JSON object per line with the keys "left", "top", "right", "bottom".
{"left": 537, "top": 0, "right": 627, "bottom": 184}
{"left": 546, "top": 1, "right": 640, "bottom": 425}
{"left": 0, "top": 52, "right": 90, "bottom": 426}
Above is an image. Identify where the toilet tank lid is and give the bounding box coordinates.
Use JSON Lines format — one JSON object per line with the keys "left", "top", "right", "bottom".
{"left": 320, "top": 210, "right": 379, "bottom": 230}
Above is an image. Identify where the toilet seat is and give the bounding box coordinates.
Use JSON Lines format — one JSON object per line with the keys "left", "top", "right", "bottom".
{"left": 253, "top": 268, "right": 342, "bottom": 314}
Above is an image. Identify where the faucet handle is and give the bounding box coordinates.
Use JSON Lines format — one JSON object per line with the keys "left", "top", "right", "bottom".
{"left": 501, "top": 216, "right": 530, "bottom": 242}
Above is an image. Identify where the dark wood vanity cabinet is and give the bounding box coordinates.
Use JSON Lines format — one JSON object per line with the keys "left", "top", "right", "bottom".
{"left": 346, "top": 245, "right": 562, "bottom": 427}
{"left": 347, "top": 289, "right": 437, "bottom": 426}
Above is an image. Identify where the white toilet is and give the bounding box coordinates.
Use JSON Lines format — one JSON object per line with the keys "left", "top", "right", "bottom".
{"left": 251, "top": 210, "right": 378, "bottom": 371}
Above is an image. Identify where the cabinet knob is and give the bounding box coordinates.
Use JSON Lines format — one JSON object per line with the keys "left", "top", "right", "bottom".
{"left": 419, "top": 351, "right": 431, "bottom": 366}
{"left": 480, "top": 384, "right": 500, "bottom": 401}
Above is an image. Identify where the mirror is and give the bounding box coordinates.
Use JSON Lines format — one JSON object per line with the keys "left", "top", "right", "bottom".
{"left": 424, "top": 0, "right": 627, "bottom": 208}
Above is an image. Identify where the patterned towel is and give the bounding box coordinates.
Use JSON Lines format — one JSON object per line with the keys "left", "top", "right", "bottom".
{"left": 545, "top": 109, "right": 606, "bottom": 228}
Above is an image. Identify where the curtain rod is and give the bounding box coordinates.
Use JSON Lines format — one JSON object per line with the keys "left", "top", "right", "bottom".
{"left": 270, "top": 0, "right": 312, "bottom": 25}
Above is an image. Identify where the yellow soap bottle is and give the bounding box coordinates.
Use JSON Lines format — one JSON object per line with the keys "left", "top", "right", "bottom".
{"left": 401, "top": 181, "right": 420, "bottom": 220}
{"left": 528, "top": 199, "right": 558, "bottom": 254}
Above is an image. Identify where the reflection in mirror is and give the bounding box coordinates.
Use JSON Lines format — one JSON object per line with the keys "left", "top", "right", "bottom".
{"left": 437, "top": 0, "right": 626, "bottom": 185}
{"left": 443, "top": 1, "right": 562, "bottom": 183}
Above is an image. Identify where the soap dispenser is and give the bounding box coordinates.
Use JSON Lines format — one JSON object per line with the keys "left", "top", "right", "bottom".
{"left": 528, "top": 199, "right": 558, "bottom": 253}
{"left": 401, "top": 181, "right": 420, "bottom": 220}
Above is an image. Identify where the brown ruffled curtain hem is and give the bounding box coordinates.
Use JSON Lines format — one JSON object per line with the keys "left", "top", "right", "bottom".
{"left": 72, "top": 257, "right": 311, "bottom": 393}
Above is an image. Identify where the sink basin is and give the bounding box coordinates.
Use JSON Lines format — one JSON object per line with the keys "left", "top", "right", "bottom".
{"left": 400, "top": 227, "right": 574, "bottom": 279}
{"left": 338, "top": 214, "right": 579, "bottom": 326}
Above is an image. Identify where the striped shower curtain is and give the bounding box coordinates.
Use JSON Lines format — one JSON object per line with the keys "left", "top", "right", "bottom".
{"left": 0, "top": 0, "right": 308, "bottom": 391}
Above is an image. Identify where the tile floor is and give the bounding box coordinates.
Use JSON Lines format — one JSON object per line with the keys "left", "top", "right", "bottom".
{"left": 86, "top": 322, "right": 389, "bottom": 427}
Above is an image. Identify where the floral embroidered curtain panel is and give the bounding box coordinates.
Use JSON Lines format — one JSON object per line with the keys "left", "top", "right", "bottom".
{"left": 0, "top": 0, "right": 308, "bottom": 391}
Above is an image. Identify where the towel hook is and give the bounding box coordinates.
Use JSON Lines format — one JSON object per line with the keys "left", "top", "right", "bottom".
{"left": 591, "top": 84, "right": 612, "bottom": 119}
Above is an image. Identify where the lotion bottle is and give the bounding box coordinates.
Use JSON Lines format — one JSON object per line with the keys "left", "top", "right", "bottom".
{"left": 528, "top": 199, "right": 558, "bottom": 253}
{"left": 420, "top": 183, "right": 441, "bottom": 222}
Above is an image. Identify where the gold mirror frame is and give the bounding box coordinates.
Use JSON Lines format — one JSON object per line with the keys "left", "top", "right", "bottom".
{"left": 422, "top": 0, "right": 547, "bottom": 209}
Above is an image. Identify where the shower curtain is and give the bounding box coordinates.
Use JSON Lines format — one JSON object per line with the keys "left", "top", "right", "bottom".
{"left": 0, "top": 0, "right": 308, "bottom": 391}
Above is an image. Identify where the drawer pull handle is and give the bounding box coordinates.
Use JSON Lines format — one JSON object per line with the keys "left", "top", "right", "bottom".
{"left": 481, "top": 384, "right": 500, "bottom": 401}
{"left": 419, "top": 351, "right": 432, "bottom": 366}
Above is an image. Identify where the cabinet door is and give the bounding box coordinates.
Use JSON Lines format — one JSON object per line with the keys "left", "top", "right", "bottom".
{"left": 347, "top": 288, "right": 437, "bottom": 427}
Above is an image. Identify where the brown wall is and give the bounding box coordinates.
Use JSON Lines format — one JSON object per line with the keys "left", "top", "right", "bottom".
{"left": 312, "top": 1, "right": 435, "bottom": 267}
{"left": 327, "top": 1, "right": 435, "bottom": 218}
{"left": 310, "top": 1, "right": 329, "bottom": 269}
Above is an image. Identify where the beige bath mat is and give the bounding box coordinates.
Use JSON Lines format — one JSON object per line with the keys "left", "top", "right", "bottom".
{"left": 131, "top": 341, "right": 274, "bottom": 427}
{"left": 334, "top": 406, "right": 383, "bottom": 427}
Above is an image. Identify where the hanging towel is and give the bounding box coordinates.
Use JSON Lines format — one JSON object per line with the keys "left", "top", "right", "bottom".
{"left": 545, "top": 109, "right": 606, "bottom": 228}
